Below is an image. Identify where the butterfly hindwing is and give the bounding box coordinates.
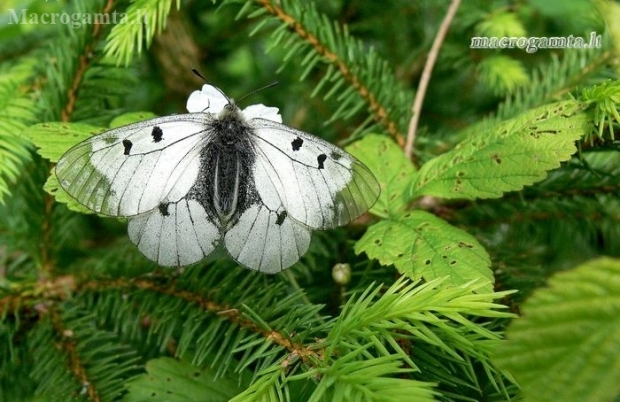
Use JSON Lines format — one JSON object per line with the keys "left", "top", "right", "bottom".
{"left": 248, "top": 119, "right": 380, "bottom": 229}
{"left": 224, "top": 203, "right": 311, "bottom": 273}
{"left": 56, "top": 114, "right": 212, "bottom": 217}
{"left": 128, "top": 198, "right": 220, "bottom": 267}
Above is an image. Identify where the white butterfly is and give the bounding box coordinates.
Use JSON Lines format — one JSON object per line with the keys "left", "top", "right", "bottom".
{"left": 55, "top": 84, "right": 380, "bottom": 273}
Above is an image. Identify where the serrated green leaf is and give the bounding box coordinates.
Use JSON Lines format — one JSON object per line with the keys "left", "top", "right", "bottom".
{"left": 346, "top": 134, "right": 415, "bottom": 218}
{"left": 411, "top": 100, "right": 591, "bottom": 200}
{"left": 23, "top": 122, "right": 103, "bottom": 163}
{"left": 109, "top": 111, "right": 158, "bottom": 128}
{"left": 493, "top": 257, "right": 620, "bottom": 402}
{"left": 25, "top": 122, "right": 105, "bottom": 213}
{"left": 123, "top": 357, "right": 244, "bottom": 402}
{"left": 355, "top": 210, "right": 493, "bottom": 293}
{"left": 43, "top": 169, "right": 93, "bottom": 215}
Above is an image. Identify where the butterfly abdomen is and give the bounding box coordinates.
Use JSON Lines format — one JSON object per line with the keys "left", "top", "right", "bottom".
{"left": 188, "top": 108, "right": 258, "bottom": 225}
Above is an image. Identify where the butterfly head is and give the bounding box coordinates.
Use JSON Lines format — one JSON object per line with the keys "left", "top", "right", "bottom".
{"left": 219, "top": 97, "right": 247, "bottom": 118}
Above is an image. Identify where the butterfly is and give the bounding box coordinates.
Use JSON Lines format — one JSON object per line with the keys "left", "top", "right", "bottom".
{"left": 55, "top": 83, "right": 380, "bottom": 273}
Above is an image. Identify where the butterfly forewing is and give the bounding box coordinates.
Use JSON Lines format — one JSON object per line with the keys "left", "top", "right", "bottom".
{"left": 56, "top": 115, "right": 212, "bottom": 217}
{"left": 249, "top": 119, "right": 380, "bottom": 229}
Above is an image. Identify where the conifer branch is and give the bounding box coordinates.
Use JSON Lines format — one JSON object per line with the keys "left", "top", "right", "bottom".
{"left": 40, "top": 194, "right": 54, "bottom": 274}
{"left": 0, "top": 60, "right": 41, "bottom": 203}
{"left": 61, "top": 0, "right": 115, "bottom": 122}
{"left": 559, "top": 50, "right": 620, "bottom": 100}
{"left": 257, "top": 0, "right": 403, "bottom": 140}
{"left": 0, "top": 274, "right": 322, "bottom": 365}
{"left": 50, "top": 307, "right": 101, "bottom": 402}
{"left": 112, "top": 278, "right": 322, "bottom": 364}
{"left": 0, "top": 275, "right": 75, "bottom": 314}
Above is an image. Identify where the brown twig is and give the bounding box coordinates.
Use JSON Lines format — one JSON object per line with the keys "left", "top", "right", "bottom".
{"left": 60, "top": 0, "right": 115, "bottom": 122}
{"left": 72, "top": 277, "right": 321, "bottom": 363}
{"left": 405, "top": 0, "right": 461, "bottom": 160}
{"left": 50, "top": 307, "right": 101, "bottom": 402}
{"left": 127, "top": 279, "right": 318, "bottom": 361}
{"left": 2, "top": 274, "right": 323, "bottom": 366}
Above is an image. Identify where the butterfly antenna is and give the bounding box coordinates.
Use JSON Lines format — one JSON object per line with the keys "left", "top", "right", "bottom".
{"left": 191, "top": 68, "right": 232, "bottom": 104}
{"left": 237, "top": 81, "right": 279, "bottom": 103}
{"left": 191, "top": 68, "right": 207, "bottom": 81}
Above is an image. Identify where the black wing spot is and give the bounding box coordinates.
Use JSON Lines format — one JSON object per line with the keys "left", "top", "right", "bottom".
{"left": 291, "top": 137, "right": 303, "bottom": 151}
{"left": 122, "top": 139, "right": 133, "bottom": 155}
{"left": 330, "top": 151, "right": 342, "bottom": 160}
{"left": 158, "top": 202, "right": 170, "bottom": 216}
{"left": 152, "top": 126, "right": 164, "bottom": 143}
{"left": 317, "top": 154, "right": 327, "bottom": 169}
{"left": 276, "top": 210, "right": 287, "bottom": 226}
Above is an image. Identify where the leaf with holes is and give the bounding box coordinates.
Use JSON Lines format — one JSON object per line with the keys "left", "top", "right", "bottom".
{"left": 355, "top": 210, "right": 493, "bottom": 293}
{"left": 27, "top": 118, "right": 155, "bottom": 213}
{"left": 493, "top": 257, "right": 620, "bottom": 402}
{"left": 24, "top": 122, "right": 104, "bottom": 213}
{"left": 23, "top": 122, "right": 103, "bottom": 162}
{"left": 43, "top": 169, "right": 93, "bottom": 215}
{"left": 123, "top": 357, "right": 245, "bottom": 402}
{"left": 346, "top": 134, "right": 416, "bottom": 218}
{"left": 411, "top": 100, "right": 591, "bottom": 200}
